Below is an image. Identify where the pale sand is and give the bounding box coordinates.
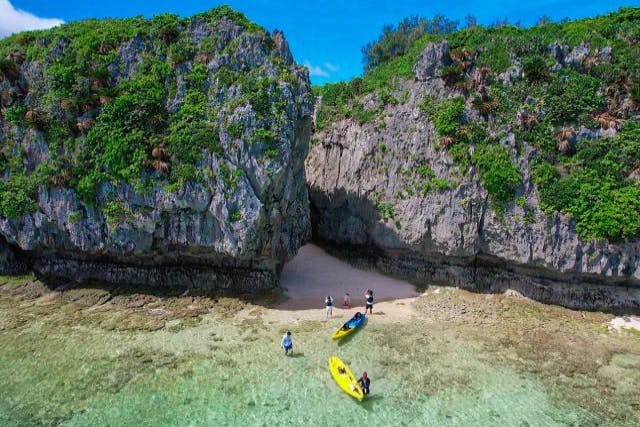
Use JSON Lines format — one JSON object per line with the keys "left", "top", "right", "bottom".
{"left": 272, "top": 243, "right": 422, "bottom": 321}
{"left": 610, "top": 315, "right": 640, "bottom": 332}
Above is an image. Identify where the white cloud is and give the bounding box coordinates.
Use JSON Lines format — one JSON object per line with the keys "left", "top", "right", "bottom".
{"left": 324, "top": 62, "right": 340, "bottom": 72}
{"left": 0, "top": 0, "right": 64, "bottom": 38}
{"left": 303, "top": 60, "right": 330, "bottom": 78}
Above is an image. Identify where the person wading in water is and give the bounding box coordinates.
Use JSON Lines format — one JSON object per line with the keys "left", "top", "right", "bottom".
{"left": 281, "top": 331, "right": 293, "bottom": 355}
{"left": 358, "top": 372, "right": 370, "bottom": 396}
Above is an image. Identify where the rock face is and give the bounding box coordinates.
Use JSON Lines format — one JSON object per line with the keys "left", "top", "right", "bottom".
{"left": 0, "top": 8, "right": 313, "bottom": 291}
{"left": 307, "top": 40, "right": 640, "bottom": 312}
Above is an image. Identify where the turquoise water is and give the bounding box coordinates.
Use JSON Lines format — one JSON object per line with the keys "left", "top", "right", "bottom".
{"left": 1, "top": 281, "right": 639, "bottom": 426}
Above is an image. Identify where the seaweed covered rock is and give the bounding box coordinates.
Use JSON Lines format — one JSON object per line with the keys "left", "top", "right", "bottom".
{"left": 0, "top": 7, "right": 313, "bottom": 291}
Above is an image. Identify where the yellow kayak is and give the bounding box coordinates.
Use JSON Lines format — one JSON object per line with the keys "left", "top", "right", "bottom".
{"left": 329, "top": 356, "right": 364, "bottom": 401}
{"left": 332, "top": 327, "right": 355, "bottom": 340}
{"left": 332, "top": 312, "right": 366, "bottom": 340}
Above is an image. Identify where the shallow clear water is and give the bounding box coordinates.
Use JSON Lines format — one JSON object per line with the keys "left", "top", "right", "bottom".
{"left": 1, "top": 279, "right": 640, "bottom": 426}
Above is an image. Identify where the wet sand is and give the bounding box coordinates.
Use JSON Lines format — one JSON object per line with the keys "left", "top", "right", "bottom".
{"left": 279, "top": 244, "right": 420, "bottom": 310}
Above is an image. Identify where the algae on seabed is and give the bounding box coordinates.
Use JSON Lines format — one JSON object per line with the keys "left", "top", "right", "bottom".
{"left": 1, "top": 278, "right": 640, "bottom": 426}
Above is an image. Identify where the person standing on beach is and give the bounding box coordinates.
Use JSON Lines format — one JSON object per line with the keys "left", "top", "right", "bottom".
{"left": 325, "top": 295, "right": 334, "bottom": 318}
{"left": 365, "top": 289, "right": 374, "bottom": 314}
{"left": 343, "top": 293, "right": 351, "bottom": 309}
{"left": 281, "top": 331, "right": 293, "bottom": 355}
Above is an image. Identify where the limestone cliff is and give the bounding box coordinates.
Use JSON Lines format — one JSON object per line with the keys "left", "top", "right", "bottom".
{"left": 308, "top": 11, "right": 640, "bottom": 311}
{"left": 0, "top": 7, "right": 313, "bottom": 290}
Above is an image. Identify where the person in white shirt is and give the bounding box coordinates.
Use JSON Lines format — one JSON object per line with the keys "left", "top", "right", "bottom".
{"left": 281, "top": 331, "right": 293, "bottom": 355}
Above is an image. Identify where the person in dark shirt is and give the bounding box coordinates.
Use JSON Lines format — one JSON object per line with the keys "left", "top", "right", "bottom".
{"left": 358, "top": 372, "right": 370, "bottom": 395}
{"left": 325, "top": 295, "right": 334, "bottom": 318}
{"left": 365, "top": 289, "right": 374, "bottom": 314}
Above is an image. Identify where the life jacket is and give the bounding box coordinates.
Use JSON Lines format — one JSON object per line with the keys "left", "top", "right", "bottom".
{"left": 366, "top": 294, "right": 373, "bottom": 304}
{"left": 326, "top": 296, "right": 333, "bottom": 306}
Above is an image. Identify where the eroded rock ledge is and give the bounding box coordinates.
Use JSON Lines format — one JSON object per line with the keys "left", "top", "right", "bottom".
{"left": 316, "top": 242, "right": 640, "bottom": 313}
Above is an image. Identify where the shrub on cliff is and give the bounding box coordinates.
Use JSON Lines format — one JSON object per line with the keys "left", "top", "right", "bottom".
{"left": 532, "top": 120, "right": 640, "bottom": 241}
{"left": 472, "top": 144, "right": 522, "bottom": 205}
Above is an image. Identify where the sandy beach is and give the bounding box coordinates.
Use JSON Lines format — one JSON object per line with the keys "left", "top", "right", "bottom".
{"left": 278, "top": 244, "right": 420, "bottom": 311}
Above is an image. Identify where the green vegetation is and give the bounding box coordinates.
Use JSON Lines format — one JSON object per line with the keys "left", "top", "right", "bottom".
{"left": 432, "top": 97, "right": 465, "bottom": 136}
{"left": 413, "top": 162, "right": 457, "bottom": 194}
{"left": 226, "top": 122, "right": 244, "bottom": 138}
{"left": 532, "top": 121, "right": 640, "bottom": 241}
{"left": 4, "top": 104, "right": 26, "bottom": 126}
{"left": 0, "top": 6, "right": 300, "bottom": 217}
{"left": 543, "top": 70, "right": 605, "bottom": 126}
{"left": 228, "top": 209, "right": 242, "bottom": 222}
{"left": 315, "top": 7, "right": 640, "bottom": 130}
{"left": 472, "top": 145, "right": 522, "bottom": 204}
{"left": 220, "top": 163, "right": 243, "bottom": 194}
{"left": 376, "top": 202, "right": 395, "bottom": 221}
{"left": 522, "top": 55, "right": 550, "bottom": 83}
{"left": 103, "top": 201, "right": 133, "bottom": 227}
{"left": 255, "top": 128, "right": 280, "bottom": 159}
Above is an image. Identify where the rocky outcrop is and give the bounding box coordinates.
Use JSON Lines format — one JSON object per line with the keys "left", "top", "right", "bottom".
{"left": 307, "top": 41, "right": 640, "bottom": 312}
{"left": 413, "top": 40, "right": 451, "bottom": 82}
{"left": 0, "top": 8, "right": 313, "bottom": 291}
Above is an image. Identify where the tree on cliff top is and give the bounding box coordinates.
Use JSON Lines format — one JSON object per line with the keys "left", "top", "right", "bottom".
{"left": 361, "top": 14, "right": 458, "bottom": 71}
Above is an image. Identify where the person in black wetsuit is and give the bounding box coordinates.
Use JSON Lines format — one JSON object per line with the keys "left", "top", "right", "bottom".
{"left": 358, "top": 372, "right": 370, "bottom": 395}
{"left": 365, "top": 290, "right": 373, "bottom": 314}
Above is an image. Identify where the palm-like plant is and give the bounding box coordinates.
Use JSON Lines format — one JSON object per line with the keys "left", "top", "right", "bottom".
{"left": 593, "top": 112, "right": 623, "bottom": 130}
{"left": 76, "top": 118, "right": 96, "bottom": 134}
{"left": 24, "top": 108, "right": 48, "bottom": 130}
{"left": 471, "top": 91, "right": 499, "bottom": 118}
{"left": 581, "top": 53, "right": 598, "bottom": 71}
{"left": 554, "top": 127, "right": 575, "bottom": 155}
{"left": 0, "top": 58, "right": 20, "bottom": 83}
{"left": 450, "top": 48, "right": 475, "bottom": 72}
{"left": 50, "top": 171, "right": 71, "bottom": 187}
{"left": 439, "top": 135, "right": 455, "bottom": 148}
{"left": 516, "top": 109, "right": 539, "bottom": 130}
{"left": 145, "top": 144, "right": 169, "bottom": 174}
{"left": 440, "top": 64, "right": 464, "bottom": 87}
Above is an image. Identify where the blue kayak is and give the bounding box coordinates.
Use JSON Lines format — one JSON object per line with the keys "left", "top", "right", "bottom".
{"left": 332, "top": 312, "right": 366, "bottom": 339}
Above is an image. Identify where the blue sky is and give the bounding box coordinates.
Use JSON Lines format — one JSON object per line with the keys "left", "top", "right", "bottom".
{"left": 3, "top": 0, "right": 640, "bottom": 84}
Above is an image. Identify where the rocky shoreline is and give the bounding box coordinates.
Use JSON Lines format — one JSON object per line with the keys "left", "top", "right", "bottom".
{"left": 316, "top": 241, "right": 640, "bottom": 313}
